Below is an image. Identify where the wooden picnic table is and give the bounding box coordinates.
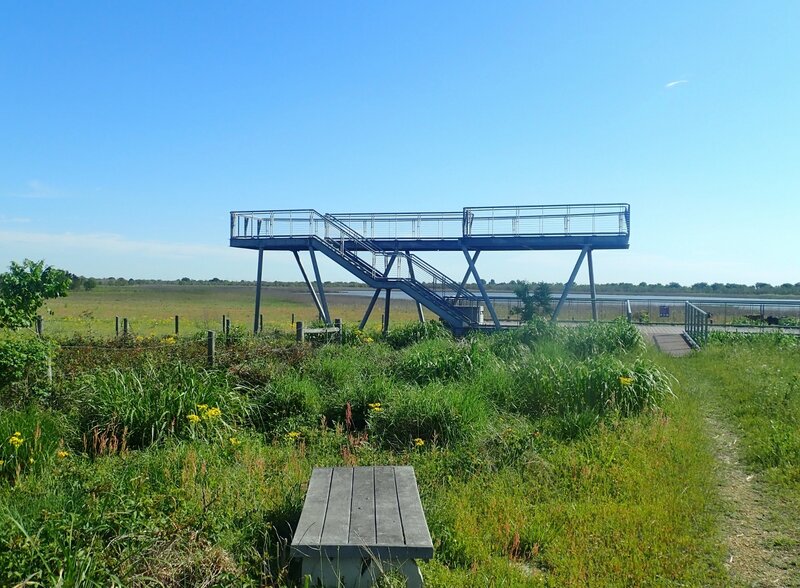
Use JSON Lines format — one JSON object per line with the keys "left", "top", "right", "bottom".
{"left": 291, "top": 466, "right": 434, "bottom": 587}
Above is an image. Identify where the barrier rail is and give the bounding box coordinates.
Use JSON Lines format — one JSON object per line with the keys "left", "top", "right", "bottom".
{"left": 685, "top": 302, "right": 709, "bottom": 347}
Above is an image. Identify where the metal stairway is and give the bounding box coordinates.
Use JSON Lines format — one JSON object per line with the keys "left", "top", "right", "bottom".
{"left": 314, "top": 212, "right": 483, "bottom": 332}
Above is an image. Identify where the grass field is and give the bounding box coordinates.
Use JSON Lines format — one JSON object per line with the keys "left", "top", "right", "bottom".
{"left": 41, "top": 284, "right": 424, "bottom": 337}
{"left": 2, "top": 287, "right": 799, "bottom": 586}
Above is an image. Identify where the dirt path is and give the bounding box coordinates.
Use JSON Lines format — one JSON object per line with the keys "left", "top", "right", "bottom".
{"left": 705, "top": 411, "right": 800, "bottom": 587}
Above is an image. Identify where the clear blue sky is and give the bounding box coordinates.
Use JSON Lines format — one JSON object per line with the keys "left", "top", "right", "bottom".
{"left": 2, "top": 2, "right": 799, "bottom": 286}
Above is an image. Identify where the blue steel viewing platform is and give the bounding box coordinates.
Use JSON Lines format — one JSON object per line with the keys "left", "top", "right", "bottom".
{"left": 230, "top": 204, "right": 631, "bottom": 334}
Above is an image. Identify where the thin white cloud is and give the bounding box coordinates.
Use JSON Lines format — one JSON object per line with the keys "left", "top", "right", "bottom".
{"left": 0, "top": 215, "right": 31, "bottom": 224}
{"left": 9, "top": 179, "right": 63, "bottom": 199}
{"left": 665, "top": 80, "right": 688, "bottom": 89}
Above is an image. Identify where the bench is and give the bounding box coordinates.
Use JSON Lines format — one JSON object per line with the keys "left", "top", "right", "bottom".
{"left": 291, "top": 466, "right": 434, "bottom": 587}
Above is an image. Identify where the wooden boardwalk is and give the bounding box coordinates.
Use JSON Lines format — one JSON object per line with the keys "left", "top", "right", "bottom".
{"left": 636, "top": 325, "right": 693, "bottom": 357}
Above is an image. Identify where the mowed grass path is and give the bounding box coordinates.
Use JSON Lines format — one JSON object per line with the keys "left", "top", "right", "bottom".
{"left": 42, "top": 284, "right": 422, "bottom": 337}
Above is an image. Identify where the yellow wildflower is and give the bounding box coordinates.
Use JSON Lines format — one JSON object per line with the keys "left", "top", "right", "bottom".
{"left": 286, "top": 431, "right": 301, "bottom": 440}
{"left": 0, "top": 460, "right": 5, "bottom": 467}
{"left": 229, "top": 437, "right": 241, "bottom": 447}
{"left": 196, "top": 404, "right": 209, "bottom": 411}
{"left": 29, "top": 457, "right": 34, "bottom": 464}
{"left": 368, "top": 402, "right": 382, "bottom": 410}
{"left": 57, "top": 450, "right": 69, "bottom": 459}
{"left": 413, "top": 438, "right": 425, "bottom": 447}
{"left": 187, "top": 414, "right": 201, "bottom": 424}
{"left": 619, "top": 376, "right": 634, "bottom": 386}
{"left": 9, "top": 434, "right": 24, "bottom": 448}
{"left": 370, "top": 406, "right": 383, "bottom": 413}
{"left": 203, "top": 407, "right": 222, "bottom": 420}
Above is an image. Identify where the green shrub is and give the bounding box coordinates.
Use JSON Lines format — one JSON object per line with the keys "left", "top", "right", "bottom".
{"left": 563, "top": 318, "right": 645, "bottom": 359}
{"left": 396, "top": 339, "right": 482, "bottom": 384}
{"left": 77, "top": 361, "right": 251, "bottom": 449}
{"left": 0, "top": 332, "right": 55, "bottom": 402}
{"left": 250, "top": 371, "right": 321, "bottom": 433}
{"left": 368, "top": 383, "right": 490, "bottom": 448}
{"left": 383, "top": 320, "right": 451, "bottom": 349}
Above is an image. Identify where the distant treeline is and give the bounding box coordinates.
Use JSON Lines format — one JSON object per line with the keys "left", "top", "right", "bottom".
{"left": 68, "top": 274, "right": 800, "bottom": 297}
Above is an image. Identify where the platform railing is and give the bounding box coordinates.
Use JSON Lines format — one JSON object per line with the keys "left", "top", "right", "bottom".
{"left": 330, "top": 211, "right": 464, "bottom": 240}
{"left": 463, "top": 204, "right": 630, "bottom": 237}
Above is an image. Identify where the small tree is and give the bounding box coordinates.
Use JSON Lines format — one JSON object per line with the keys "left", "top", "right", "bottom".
{"left": 0, "top": 259, "right": 71, "bottom": 329}
{"left": 532, "top": 281, "right": 553, "bottom": 316}
{"left": 512, "top": 280, "right": 553, "bottom": 321}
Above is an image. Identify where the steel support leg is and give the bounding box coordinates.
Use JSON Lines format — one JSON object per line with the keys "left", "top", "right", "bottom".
{"left": 293, "top": 251, "right": 325, "bottom": 320}
{"left": 552, "top": 247, "right": 588, "bottom": 323}
{"left": 308, "top": 245, "right": 331, "bottom": 325}
{"left": 461, "top": 246, "right": 500, "bottom": 328}
{"left": 454, "top": 250, "right": 480, "bottom": 301}
{"left": 253, "top": 248, "right": 264, "bottom": 334}
{"left": 359, "top": 255, "right": 397, "bottom": 330}
{"left": 587, "top": 248, "right": 597, "bottom": 321}
{"left": 383, "top": 289, "right": 392, "bottom": 334}
{"left": 405, "top": 251, "right": 425, "bottom": 323}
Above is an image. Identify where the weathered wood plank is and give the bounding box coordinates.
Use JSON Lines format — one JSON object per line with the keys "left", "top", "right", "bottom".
{"left": 320, "top": 467, "right": 353, "bottom": 544}
{"left": 375, "top": 466, "right": 404, "bottom": 546}
{"left": 395, "top": 466, "right": 433, "bottom": 552}
{"left": 348, "top": 467, "right": 376, "bottom": 544}
{"left": 291, "top": 467, "right": 332, "bottom": 547}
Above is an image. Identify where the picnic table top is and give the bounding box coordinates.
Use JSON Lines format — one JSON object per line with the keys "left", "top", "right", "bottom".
{"left": 290, "top": 466, "right": 434, "bottom": 560}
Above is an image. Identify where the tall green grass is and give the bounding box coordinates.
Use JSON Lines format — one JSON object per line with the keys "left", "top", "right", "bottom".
{"left": 77, "top": 360, "right": 251, "bottom": 449}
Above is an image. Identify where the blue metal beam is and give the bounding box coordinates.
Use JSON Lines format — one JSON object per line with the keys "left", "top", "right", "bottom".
{"left": 405, "top": 251, "right": 425, "bottom": 323}
{"left": 461, "top": 245, "right": 500, "bottom": 328}
{"left": 308, "top": 245, "right": 331, "bottom": 325}
{"left": 359, "top": 254, "right": 397, "bottom": 330}
{"left": 587, "top": 248, "right": 597, "bottom": 321}
{"left": 552, "top": 247, "right": 588, "bottom": 322}
{"left": 293, "top": 251, "right": 325, "bottom": 320}
{"left": 253, "top": 248, "right": 264, "bottom": 334}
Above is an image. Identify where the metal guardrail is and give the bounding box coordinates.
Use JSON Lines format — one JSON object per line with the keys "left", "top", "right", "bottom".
{"left": 330, "top": 211, "right": 464, "bottom": 240}
{"left": 463, "top": 204, "right": 630, "bottom": 238}
{"left": 232, "top": 204, "right": 632, "bottom": 242}
{"left": 685, "top": 301, "right": 710, "bottom": 347}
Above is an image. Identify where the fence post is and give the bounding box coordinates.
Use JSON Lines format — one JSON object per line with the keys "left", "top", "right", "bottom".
{"left": 115, "top": 316, "right": 120, "bottom": 337}
{"left": 175, "top": 315, "right": 179, "bottom": 335}
{"left": 222, "top": 315, "right": 226, "bottom": 333}
{"left": 123, "top": 318, "right": 129, "bottom": 336}
{"left": 334, "top": 318, "right": 342, "bottom": 344}
{"left": 207, "top": 330, "right": 215, "bottom": 367}
{"left": 259, "top": 314, "right": 263, "bottom": 333}
{"left": 296, "top": 321, "right": 304, "bottom": 342}
{"left": 291, "top": 312, "right": 295, "bottom": 325}
{"left": 35, "top": 316, "right": 43, "bottom": 337}
{"left": 225, "top": 318, "right": 231, "bottom": 337}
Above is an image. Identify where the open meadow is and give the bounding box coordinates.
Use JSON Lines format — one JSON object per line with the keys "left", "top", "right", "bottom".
{"left": 40, "top": 284, "right": 424, "bottom": 337}
{"left": 1, "top": 288, "right": 799, "bottom": 586}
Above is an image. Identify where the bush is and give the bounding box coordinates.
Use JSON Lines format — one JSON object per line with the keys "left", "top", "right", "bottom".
{"left": 562, "top": 318, "right": 645, "bottom": 359}
{"left": 383, "top": 320, "right": 451, "bottom": 349}
{"left": 0, "top": 332, "right": 55, "bottom": 402}
{"left": 250, "top": 371, "right": 321, "bottom": 433}
{"left": 368, "top": 383, "right": 490, "bottom": 448}
{"left": 76, "top": 361, "right": 251, "bottom": 449}
{"left": 396, "top": 339, "right": 482, "bottom": 384}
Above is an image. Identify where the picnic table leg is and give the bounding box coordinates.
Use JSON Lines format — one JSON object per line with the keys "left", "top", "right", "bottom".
{"left": 301, "top": 556, "right": 369, "bottom": 587}
{"left": 397, "top": 559, "right": 423, "bottom": 588}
